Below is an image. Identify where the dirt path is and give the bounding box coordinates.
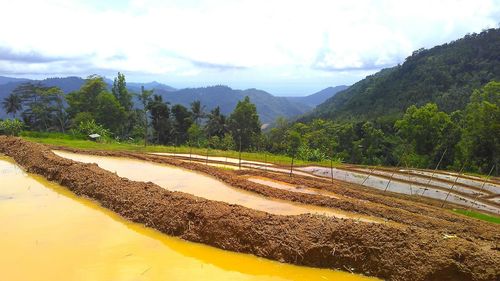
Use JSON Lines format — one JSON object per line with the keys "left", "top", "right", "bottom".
{"left": 1, "top": 137, "right": 499, "bottom": 281}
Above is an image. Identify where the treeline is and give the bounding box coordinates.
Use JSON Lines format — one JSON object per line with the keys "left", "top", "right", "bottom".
{"left": 269, "top": 81, "right": 499, "bottom": 176}
{"left": 1, "top": 73, "right": 262, "bottom": 151}
{"left": 1, "top": 73, "right": 498, "bottom": 176}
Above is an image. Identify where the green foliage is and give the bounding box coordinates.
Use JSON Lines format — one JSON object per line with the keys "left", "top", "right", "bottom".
{"left": 171, "top": 104, "right": 193, "bottom": 144}
{"left": 0, "top": 119, "right": 24, "bottom": 136}
{"left": 95, "top": 92, "right": 126, "bottom": 134}
{"left": 73, "top": 120, "right": 110, "bottom": 139}
{"left": 228, "top": 96, "right": 261, "bottom": 150}
{"left": 296, "top": 144, "right": 327, "bottom": 161}
{"left": 309, "top": 28, "right": 500, "bottom": 122}
{"left": 187, "top": 123, "right": 204, "bottom": 147}
{"left": 111, "top": 72, "right": 133, "bottom": 111}
{"left": 457, "top": 81, "right": 499, "bottom": 174}
{"left": 452, "top": 209, "right": 500, "bottom": 224}
{"left": 2, "top": 93, "right": 22, "bottom": 118}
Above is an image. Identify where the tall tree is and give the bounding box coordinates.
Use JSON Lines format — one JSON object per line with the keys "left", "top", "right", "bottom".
{"left": 95, "top": 92, "right": 126, "bottom": 134}
{"left": 458, "top": 81, "right": 499, "bottom": 174}
{"left": 66, "top": 75, "right": 107, "bottom": 119}
{"left": 148, "top": 95, "right": 171, "bottom": 144}
{"left": 395, "top": 103, "right": 453, "bottom": 168}
{"left": 2, "top": 93, "right": 22, "bottom": 118}
{"left": 205, "top": 106, "right": 226, "bottom": 138}
{"left": 228, "top": 96, "right": 261, "bottom": 150}
{"left": 190, "top": 100, "right": 205, "bottom": 126}
{"left": 111, "top": 72, "right": 133, "bottom": 111}
{"left": 137, "top": 86, "right": 154, "bottom": 145}
{"left": 171, "top": 104, "right": 192, "bottom": 144}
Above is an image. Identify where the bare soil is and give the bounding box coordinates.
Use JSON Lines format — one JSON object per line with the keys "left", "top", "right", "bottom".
{"left": 1, "top": 136, "right": 499, "bottom": 281}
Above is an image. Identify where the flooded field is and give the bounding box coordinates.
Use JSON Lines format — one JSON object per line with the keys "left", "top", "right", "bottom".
{"left": 0, "top": 155, "right": 379, "bottom": 281}
{"left": 54, "top": 150, "right": 375, "bottom": 221}
{"left": 298, "top": 166, "right": 500, "bottom": 214}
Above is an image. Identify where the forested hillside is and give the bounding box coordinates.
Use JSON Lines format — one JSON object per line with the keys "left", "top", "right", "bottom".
{"left": 307, "top": 28, "right": 500, "bottom": 122}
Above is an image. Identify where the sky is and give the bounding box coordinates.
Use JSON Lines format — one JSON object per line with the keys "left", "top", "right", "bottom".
{"left": 0, "top": 0, "right": 498, "bottom": 96}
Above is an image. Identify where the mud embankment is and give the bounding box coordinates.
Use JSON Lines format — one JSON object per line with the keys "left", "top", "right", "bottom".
{"left": 1, "top": 137, "right": 499, "bottom": 281}
{"left": 54, "top": 146, "right": 499, "bottom": 243}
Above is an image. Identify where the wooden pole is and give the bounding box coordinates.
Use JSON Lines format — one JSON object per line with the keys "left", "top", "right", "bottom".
{"left": 421, "top": 147, "right": 447, "bottom": 196}
{"left": 441, "top": 163, "right": 465, "bottom": 208}
{"left": 468, "top": 165, "right": 495, "bottom": 212}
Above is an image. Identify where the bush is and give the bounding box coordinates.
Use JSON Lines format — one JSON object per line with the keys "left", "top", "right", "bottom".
{"left": 0, "top": 119, "right": 24, "bottom": 136}
{"left": 296, "top": 144, "right": 327, "bottom": 162}
{"left": 73, "top": 120, "right": 110, "bottom": 139}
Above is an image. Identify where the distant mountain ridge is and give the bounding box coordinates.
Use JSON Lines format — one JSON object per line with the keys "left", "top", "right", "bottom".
{"left": 305, "top": 28, "right": 500, "bottom": 122}
{"left": 0, "top": 75, "right": 340, "bottom": 123}
{"left": 284, "top": 85, "right": 348, "bottom": 107}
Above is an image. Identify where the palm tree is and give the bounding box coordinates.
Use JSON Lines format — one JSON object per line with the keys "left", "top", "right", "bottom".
{"left": 2, "top": 93, "right": 22, "bottom": 118}
{"left": 190, "top": 100, "right": 205, "bottom": 126}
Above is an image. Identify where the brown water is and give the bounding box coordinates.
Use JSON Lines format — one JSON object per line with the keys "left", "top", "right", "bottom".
{"left": 0, "top": 155, "right": 379, "bottom": 281}
{"left": 54, "top": 150, "right": 377, "bottom": 220}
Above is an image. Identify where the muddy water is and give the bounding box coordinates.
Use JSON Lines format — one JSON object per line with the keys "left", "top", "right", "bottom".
{"left": 246, "top": 176, "right": 382, "bottom": 223}
{"left": 53, "top": 150, "right": 371, "bottom": 220}
{"left": 298, "top": 166, "right": 500, "bottom": 214}
{"left": 0, "top": 156, "right": 379, "bottom": 281}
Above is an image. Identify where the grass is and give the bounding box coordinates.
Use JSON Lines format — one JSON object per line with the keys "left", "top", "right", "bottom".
{"left": 452, "top": 209, "right": 500, "bottom": 224}
{"left": 20, "top": 132, "right": 341, "bottom": 168}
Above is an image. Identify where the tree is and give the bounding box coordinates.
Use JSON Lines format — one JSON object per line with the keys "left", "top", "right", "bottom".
{"left": 172, "top": 104, "right": 192, "bottom": 144}
{"left": 228, "top": 96, "right": 261, "bottom": 150}
{"left": 112, "top": 72, "right": 133, "bottom": 111}
{"left": 95, "top": 92, "right": 126, "bottom": 134}
{"left": 66, "top": 75, "right": 107, "bottom": 118}
{"left": 137, "top": 86, "right": 153, "bottom": 146}
{"left": 148, "top": 95, "right": 171, "bottom": 144}
{"left": 205, "top": 106, "right": 227, "bottom": 138}
{"left": 287, "top": 130, "right": 302, "bottom": 176}
{"left": 190, "top": 100, "right": 205, "bottom": 126}
{"left": 458, "top": 81, "right": 499, "bottom": 174}
{"left": 2, "top": 93, "right": 22, "bottom": 118}
{"left": 395, "top": 103, "right": 453, "bottom": 168}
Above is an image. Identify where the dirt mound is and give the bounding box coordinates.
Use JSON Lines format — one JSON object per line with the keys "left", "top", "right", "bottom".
{"left": 1, "top": 136, "right": 499, "bottom": 281}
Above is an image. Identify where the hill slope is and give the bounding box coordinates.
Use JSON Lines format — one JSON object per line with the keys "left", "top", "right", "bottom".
{"left": 307, "top": 28, "right": 500, "bottom": 122}
{"left": 0, "top": 77, "right": 329, "bottom": 123}
{"left": 155, "top": 86, "right": 312, "bottom": 123}
{"left": 285, "top": 85, "right": 348, "bottom": 107}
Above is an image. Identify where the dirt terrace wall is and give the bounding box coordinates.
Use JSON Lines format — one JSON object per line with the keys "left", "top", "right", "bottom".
{"left": 55, "top": 146, "right": 499, "bottom": 243}
{"left": 1, "top": 137, "right": 499, "bottom": 281}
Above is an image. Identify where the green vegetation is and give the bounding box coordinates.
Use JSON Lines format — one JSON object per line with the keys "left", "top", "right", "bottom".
{"left": 20, "top": 132, "right": 338, "bottom": 167}
{"left": 1, "top": 29, "right": 498, "bottom": 176}
{"left": 308, "top": 28, "right": 500, "bottom": 122}
{"left": 452, "top": 209, "right": 500, "bottom": 224}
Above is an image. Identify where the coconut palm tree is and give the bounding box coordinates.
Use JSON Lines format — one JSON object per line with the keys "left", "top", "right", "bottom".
{"left": 190, "top": 100, "right": 205, "bottom": 126}
{"left": 2, "top": 93, "right": 22, "bottom": 118}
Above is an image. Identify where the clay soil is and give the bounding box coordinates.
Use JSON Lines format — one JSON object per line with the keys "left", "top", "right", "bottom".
{"left": 1, "top": 136, "right": 499, "bottom": 281}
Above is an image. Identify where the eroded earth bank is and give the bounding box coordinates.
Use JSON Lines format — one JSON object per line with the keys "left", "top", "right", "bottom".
{"left": 1, "top": 136, "right": 499, "bottom": 281}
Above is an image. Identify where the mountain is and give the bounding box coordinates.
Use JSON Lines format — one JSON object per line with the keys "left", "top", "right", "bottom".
{"left": 0, "top": 76, "right": 337, "bottom": 123}
{"left": 305, "top": 28, "right": 500, "bottom": 122}
{"left": 0, "top": 76, "right": 30, "bottom": 85}
{"left": 154, "top": 85, "right": 312, "bottom": 123}
{"left": 285, "top": 85, "right": 348, "bottom": 107}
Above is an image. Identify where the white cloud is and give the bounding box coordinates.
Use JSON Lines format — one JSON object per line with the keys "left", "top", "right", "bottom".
{"left": 0, "top": 0, "right": 498, "bottom": 94}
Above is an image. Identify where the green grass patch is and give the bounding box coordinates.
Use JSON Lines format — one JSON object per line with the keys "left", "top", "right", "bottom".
{"left": 452, "top": 209, "right": 500, "bottom": 224}
{"left": 21, "top": 135, "right": 341, "bottom": 168}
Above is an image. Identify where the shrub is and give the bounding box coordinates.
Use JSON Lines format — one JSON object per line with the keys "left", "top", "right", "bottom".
{"left": 0, "top": 119, "right": 24, "bottom": 136}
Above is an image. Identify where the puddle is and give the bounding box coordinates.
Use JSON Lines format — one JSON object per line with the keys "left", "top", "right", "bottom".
{"left": 53, "top": 151, "right": 371, "bottom": 219}
{"left": 0, "top": 155, "right": 379, "bottom": 281}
